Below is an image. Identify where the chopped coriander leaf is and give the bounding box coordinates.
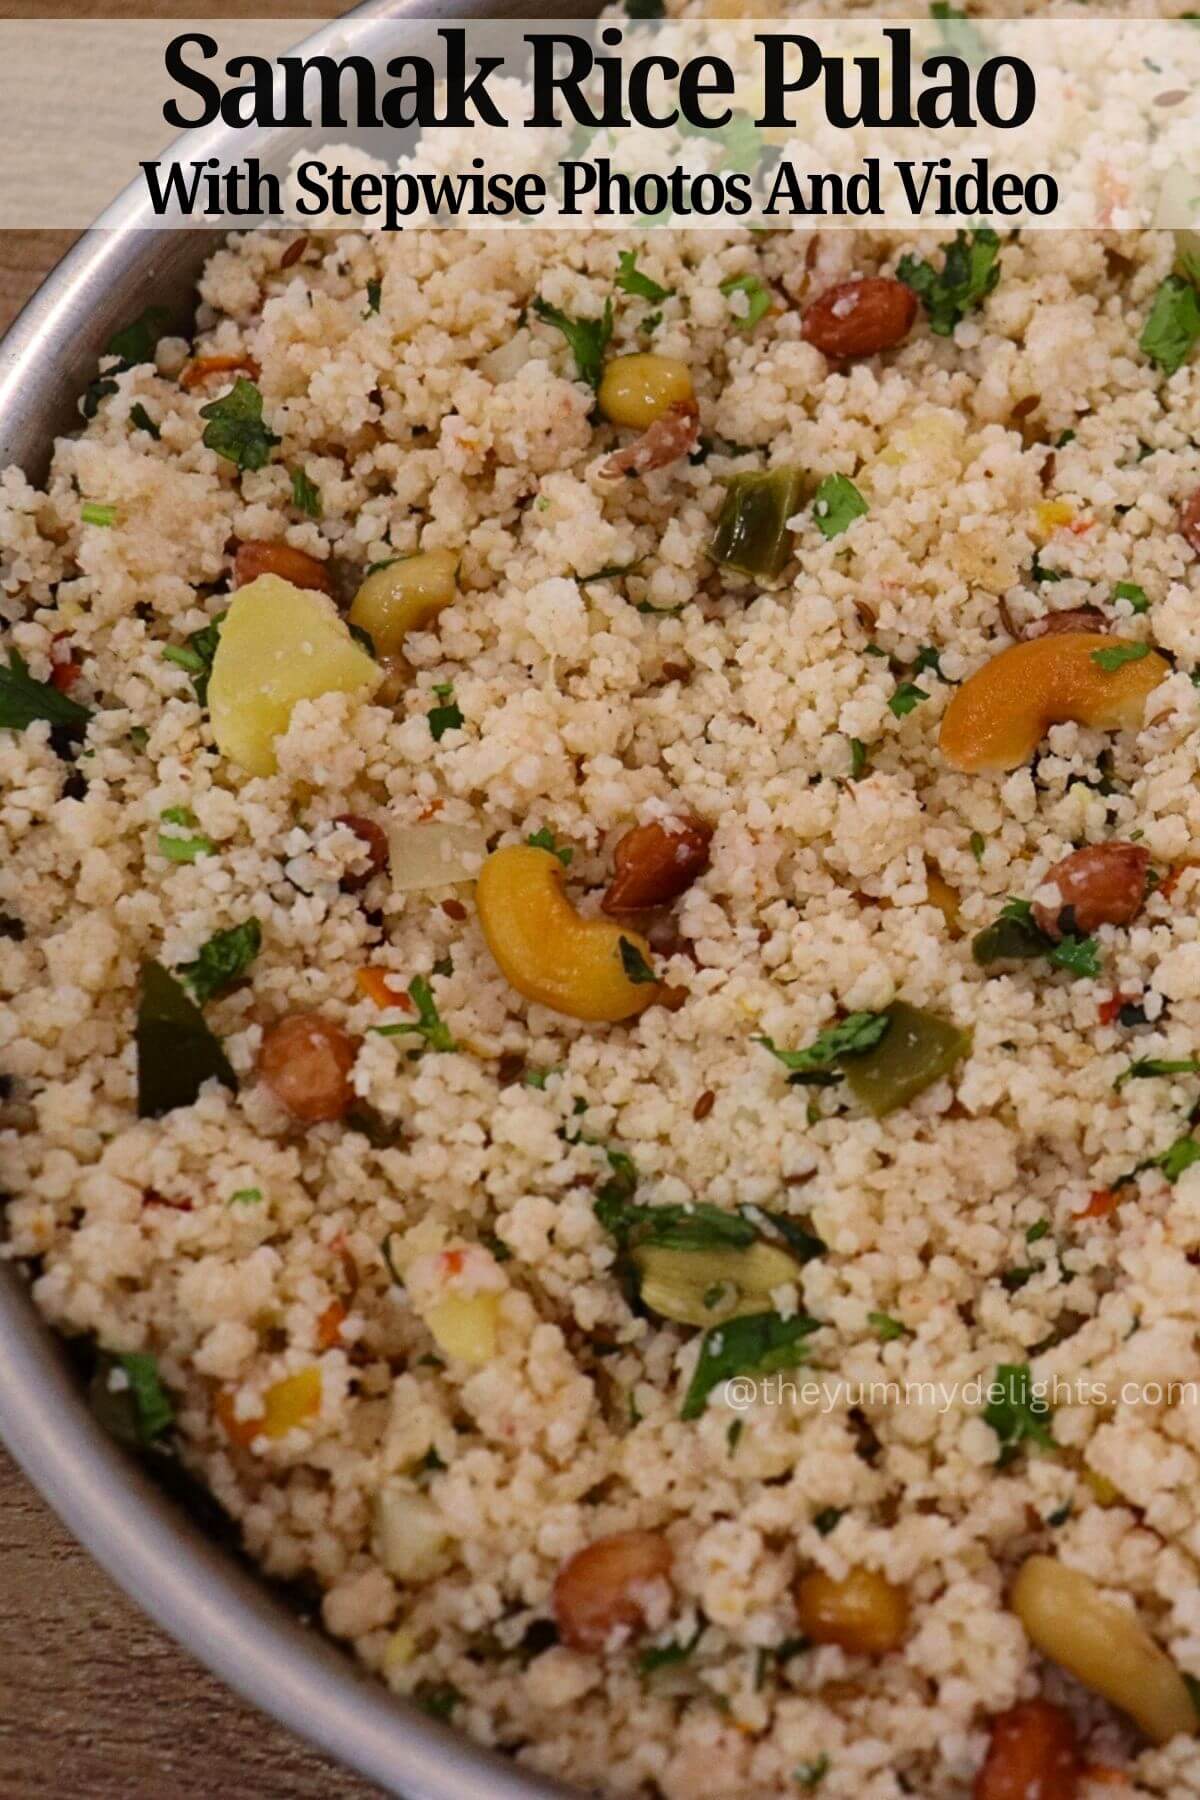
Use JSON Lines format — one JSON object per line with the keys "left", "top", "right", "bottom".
{"left": 162, "top": 644, "right": 205, "bottom": 676}
{"left": 1057, "top": 429, "right": 1076, "bottom": 447}
{"left": 129, "top": 402, "right": 160, "bottom": 439}
{"left": 597, "top": 1195, "right": 756, "bottom": 1253}
{"left": 795, "top": 1756, "right": 831, "bottom": 1792}
{"left": 930, "top": 1, "right": 989, "bottom": 61}
{"left": 1026, "top": 1219, "right": 1051, "bottom": 1243}
{"left": 1114, "top": 580, "right": 1149, "bottom": 614}
{"left": 156, "top": 806, "right": 215, "bottom": 864}
{"left": 290, "top": 467, "right": 322, "bottom": 518}
{"left": 136, "top": 958, "right": 237, "bottom": 1117}
{"left": 199, "top": 378, "right": 280, "bottom": 473}
{"left": 719, "top": 273, "right": 772, "bottom": 332}
{"left": 372, "top": 974, "right": 456, "bottom": 1053}
{"left": 580, "top": 559, "right": 644, "bottom": 586}
{"left": 177, "top": 919, "right": 262, "bottom": 1004}
{"left": 1115, "top": 1056, "right": 1200, "bottom": 1090}
{"left": 910, "top": 644, "right": 946, "bottom": 680}
{"left": 756, "top": 1012, "right": 891, "bottom": 1085}
{"left": 812, "top": 474, "right": 868, "bottom": 540}
{"left": 897, "top": 227, "right": 1001, "bottom": 336}
{"left": 619, "top": 936, "right": 657, "bottom": 985}
{"left": 128, "top": 726, "right": 149, "bottom": 751}
{"left": 89, "top": 1349, "right": 175, "bottom": 1448}
{"left": 813, "top": 1507, "right": 843, "bottom": 1536}
{"left": 983, "top": 1362, "right": 1054, "bottom": 1463}
{"left": 80, "top": 501, "right": 117, "bottom": 528}
{"left": 1091, "top": 641, "right": 1151, "bottom": 673}
{"left": 973, "top": 898, "right": 1096, "bottom": 973}
{"left": 868, "top": 1311, "right": 909, "bottom": 1342}
{"left": 970, "top": 831, "right": 986, "bottom": 864}
{"left": 1030, "top": 551, "right": 1062, "bottom": 584}
{"left": 0, "top": 651, "right": 91, "bottom": 735}
{"left": 637, "top": 1625, "right": 703, "bottom": 1674}
{"left": 414, "top": 1681, "right": 461, "bottom": 1721}
{"left": 849, "top": 737, "right": 869, "bottom": 780}
{"left": 165, "top": 612, "right": 224, "bottom": 708}
{"left": 1155, "top": 1134, "right": 1200, "bottom": 1182}
{"left": 527, "top": 825, "right": 573, "bottom": 866}
{"left": 82, "top": 376, "right": 119, "bottom": 419}
{"left": 681, "top": 1310, "right": 821, "bottom": 1419}
{"left": 1048, "top": 933, "right": 1102, "bottom": 979}
{"left": 1140, "top": 274, "right": 1200, "bottom": 377}
{"left": 1000, "top": 1265, "right": 1033, "bottom": 1293}
{"left": 532, "top": 295, "right": 614, "bottom": 390}
{"left": 888, "top": 680, "right": 930, "bottom": 718}
{"left": 678, "top": 111, "right": 764, "bottom": 175}
{"left": 428, "top": 686, "right": 464, "bottom": 741}
{"left": 364, "top": 278, "right": 382, "bottom": 315}
{"left": 381, "top": 1232, "right": 404, "bottom": 1286}
{"left": 727, "top": 1419, "right": 743, "bottom": 1455}
{"left": 107, "top": 306, "right": 170, "bottom": 367}
{"left": 228, "top": 1187, "right": 262, "bottom": 1206}
{"left": 615, "top": 251, "right": 672, "bottom": 304}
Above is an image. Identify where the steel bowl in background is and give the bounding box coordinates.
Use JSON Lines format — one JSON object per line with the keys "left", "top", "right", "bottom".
{"left": 0, "top": 3, "right": 582, "bottom": 1794}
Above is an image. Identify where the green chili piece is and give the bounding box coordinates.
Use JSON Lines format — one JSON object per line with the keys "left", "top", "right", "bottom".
{"left": 710, "top": 467, "right": 805, "bottom": 582}
{"left": 840, "top": 999, "right": 970, "bottom": 1117}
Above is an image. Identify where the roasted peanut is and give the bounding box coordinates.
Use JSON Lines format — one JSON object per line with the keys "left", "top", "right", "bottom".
{"left": 801, "top": 277, "right": 918, "bottom": 359}
{"left": 1024, "top": 608, "right": 1107, "bottom": 639}
{"left": 939, "top": 634, "right": 1169, "bottom": 774}
{"left": 973, "top": 1699, "right": 1080, "bottom": 1800}
{"left": 552, "top": 1530, "right": 673, "bottom": 1652}
{"left": 794, "top": 1566, "right": 909, "bottom": 1656}
{"left": 347, "top": 549, "right": 460, "bottom": 656}
{"left": 335, "top": 813, "right": 390, "bottom": 891}
{"left": 599, "top": 401, "right": 700, "bottom": 480}
{"left": 1010, "top": 1555, "right": 1197, "bottom": 1745}
{"left": 259, "top": 1013, "right": 359, "bottom": 1123}
{"left": 476, "top": 845, "right": 659, "bottom": 1023}
{"left": 601, "top": 816, "right": 712, "bottom": 913}
{"left": 1031, "top": 842, "right": 1149, "bottom": 940}
{"left": 597, "top": 354, "right": 694, "bottom": 430}
{"left": 1180, "top": 488, "right": 1200, "bottom": 555}
{"left": 233, "top": 540, "right": 334, "bottom": 597}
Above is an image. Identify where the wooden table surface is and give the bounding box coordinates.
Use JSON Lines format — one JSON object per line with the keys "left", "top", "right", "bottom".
{"left": 0, "top": 10, "right": 390, "bottom": 1789}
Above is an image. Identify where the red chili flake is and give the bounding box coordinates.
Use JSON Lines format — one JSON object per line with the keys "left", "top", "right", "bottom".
{"left": 49, "top": 658, "right": 82, "bottom": 694}
{"left": 335, "top": 814, "right": 389, "bottom": 891}
{"left": 143, "top": 1187, "right": 192, "bottom": 1211}
{"left": 441, "top": 898, "right": 467, "bottom": 922}
{"left": 1157, "top": 860, "right": 1200, "bottom": 904}
{"left": 1081, "top": 1187, "right": 1121, "bottom": 1220}
{"left": 280, "top": 236, "right": 310, "bottom": 269}
{"left": 316, "top": 1299, "right": 346, "bottom": 1350}
{"left": 1097, "top": 992, "right": 1137, "bottom": 1027}
{"left": 329, "top": 1232, "right": 360, "bottom": 1296}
